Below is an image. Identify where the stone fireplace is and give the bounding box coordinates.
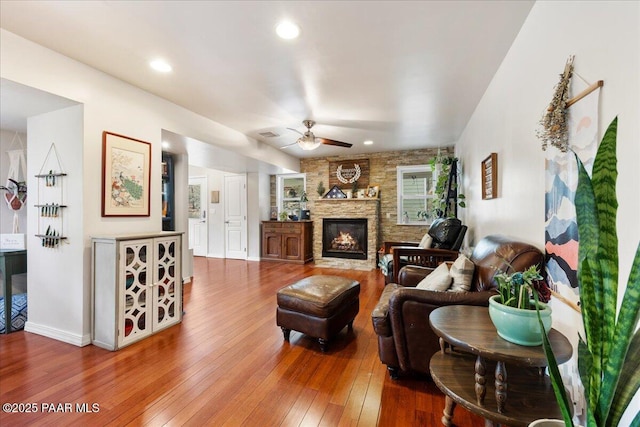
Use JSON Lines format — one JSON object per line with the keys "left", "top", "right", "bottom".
{"left": 312, "top": 198, "right": 380, "bottom": 270}
{"left": 322, "top": 218, "right": 368, "bottom": 260}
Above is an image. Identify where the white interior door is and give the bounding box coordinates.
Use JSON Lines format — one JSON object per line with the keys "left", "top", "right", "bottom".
{"left": 224, "top": 174, "right": 246, "bottom": 260}
{"left": 188, "top": 176, "right": 208, "bottom": 257}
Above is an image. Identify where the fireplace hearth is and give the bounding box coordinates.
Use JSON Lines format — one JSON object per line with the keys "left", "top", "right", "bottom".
{"left": 322, "top": 218, "right": 368, "bottom": 260}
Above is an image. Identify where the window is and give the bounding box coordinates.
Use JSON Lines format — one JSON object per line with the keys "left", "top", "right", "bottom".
{"left": 396, "top": 165, "right": 435, "bottom": 225}
{"left": 276, "top": 173, "right": 306, "bottom": 218}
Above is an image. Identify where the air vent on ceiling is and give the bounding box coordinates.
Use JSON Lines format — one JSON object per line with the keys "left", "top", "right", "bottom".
{"left": 259, "top": 131, "right": 280, "bottom": 138}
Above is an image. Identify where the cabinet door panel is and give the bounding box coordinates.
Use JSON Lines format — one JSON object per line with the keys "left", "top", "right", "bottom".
{"left": 263, "top": 233, "right": 282, "bottom": 259}
{"left": 153, "top": 236, "right": 181, "bottom": 331}
{"left": 119, "top": 239, "right": 153, "bottom": 347}
{"left": 282, "top": 234, "right": 301, "bottom": 260}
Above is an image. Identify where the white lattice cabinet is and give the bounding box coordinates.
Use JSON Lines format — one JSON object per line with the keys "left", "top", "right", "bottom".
{"left": 92, "top": 232, "right": 183, "bottom": 350}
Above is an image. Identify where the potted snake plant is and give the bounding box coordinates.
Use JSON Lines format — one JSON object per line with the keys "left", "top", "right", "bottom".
{"left": 534, "top": 117, "right": 640, "bottom": 427}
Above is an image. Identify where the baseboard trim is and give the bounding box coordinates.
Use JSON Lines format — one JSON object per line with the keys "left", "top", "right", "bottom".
{"left": 24, "top": 321, "right": 91, "bottom": 347}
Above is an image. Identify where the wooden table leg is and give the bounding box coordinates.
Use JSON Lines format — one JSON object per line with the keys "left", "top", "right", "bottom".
{"left": 475, "top": 355, "right": 487, "bottom": 405}
{"left": 442, "top": 395, "right": 455, "bottom": 426}
{"left": 495, "top": 360, "right": 507, "bottom": 413}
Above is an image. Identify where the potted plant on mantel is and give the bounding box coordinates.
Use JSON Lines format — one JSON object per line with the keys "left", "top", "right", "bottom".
{"left": 488, "top": 265, "right": 552, "bottom": 346}
{"left": 533, "top": 118, "right": 640, "bottom": 427}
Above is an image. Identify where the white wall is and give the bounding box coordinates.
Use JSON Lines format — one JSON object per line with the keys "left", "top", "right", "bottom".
{"left": 1, "top": 29, "right": 299, "bottom": 345}
{"left": 173, "top": 152, "right": 191, "bottom": 280}
{"left": 0, "top": 129, "right": 27, "bottom": 236}
{"left": 255, "top": 171, "right": 273, "bottom": 258}
{"left": 247, "top": 171, "right": 273, "bottom": 261}
{"left": 456, "top": 1, "right": 639, "bottom": 422}
{"left": 26, "top": 105, "right": 86, "bottom": 344}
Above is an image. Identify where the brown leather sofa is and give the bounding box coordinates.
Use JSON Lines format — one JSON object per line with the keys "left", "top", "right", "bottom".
{"left": 371, "top": 234, "right": 545, "bottom": 379}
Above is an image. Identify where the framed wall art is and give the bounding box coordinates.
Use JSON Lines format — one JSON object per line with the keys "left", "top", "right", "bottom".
{"left": 102, "top": 131, "right": 151, "bottom": 217}
{"left": 366, "top": 185, "right": 379, "bottom": 198}
{"left": 481, "top": 153, "right": 498, "bottom": 200}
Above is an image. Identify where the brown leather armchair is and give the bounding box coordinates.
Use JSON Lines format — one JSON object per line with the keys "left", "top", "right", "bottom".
{"left": 379, "top": 218, "right": 467, "bottom": 284}
{"left": 371, "top": 234, "right": 545, "bottom": 379}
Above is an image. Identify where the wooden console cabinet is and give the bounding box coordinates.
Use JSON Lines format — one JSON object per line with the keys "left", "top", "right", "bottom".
{"left": 92, "top": 232, "right": 183, "bottom": 350}
{"left": 261, "top": 221, "right": 313, "bottom": 264}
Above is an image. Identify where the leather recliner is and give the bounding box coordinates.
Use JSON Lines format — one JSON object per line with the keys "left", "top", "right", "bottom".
{"left": 379, "top": 217, "right": 468, "bottom": 284}
{"left": 371, "top": 234, "right": 545, "bottom": 379}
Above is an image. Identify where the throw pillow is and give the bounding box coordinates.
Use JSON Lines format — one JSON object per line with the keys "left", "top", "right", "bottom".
{"left": 416, "top": 262, "right": 452, "bottom": 291}
{"left": 418, "top": 233, "right": 433, "bottom": 249}
{"left": 449, "top": 254, "right": 475, "bottom": 292}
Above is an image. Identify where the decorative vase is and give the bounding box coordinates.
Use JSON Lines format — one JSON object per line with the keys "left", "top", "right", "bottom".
{"left": 528, "top": 420, "right": 581, "bottom": 427}
{"left": 488, "top": 295, "right": 551, "bottom": 346}
{"left": 528, "top": 420, "right": 563, "bottom": 427}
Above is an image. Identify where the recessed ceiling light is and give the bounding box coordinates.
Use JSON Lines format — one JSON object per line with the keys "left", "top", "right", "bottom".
{"left": 276, "top": 21, "right": 300, "bottom": 40}
{"left": 162, "top": 141, "right": 170, "bottom": 149}
{"left": 150, "top": 59, "right": 172, "bottom": 73}
{"left": 364, "top": 140, "right": 374, "bottom": 145}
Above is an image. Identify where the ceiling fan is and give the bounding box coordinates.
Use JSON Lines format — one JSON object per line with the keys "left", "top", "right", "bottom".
{"left": 282, "top": 120, "right": 353, "bottom": 151}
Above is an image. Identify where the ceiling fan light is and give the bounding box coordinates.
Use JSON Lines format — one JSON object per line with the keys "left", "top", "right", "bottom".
{"left": 297, "top": 137, "right": 321, "bottom": 150}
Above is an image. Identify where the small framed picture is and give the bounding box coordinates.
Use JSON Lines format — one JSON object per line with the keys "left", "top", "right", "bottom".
{"left": 270, "top": 206, "right": 278, "bottom": 220}
{"left": 366, "top": 185, "right": 379, "bottom": 198}
{"left": 481, "top": 153, "right": 498, "bottom": 200}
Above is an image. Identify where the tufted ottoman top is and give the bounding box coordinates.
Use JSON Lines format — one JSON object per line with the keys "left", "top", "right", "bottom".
{"left": 277, "top": 275, "right": 360, "bottom": 318}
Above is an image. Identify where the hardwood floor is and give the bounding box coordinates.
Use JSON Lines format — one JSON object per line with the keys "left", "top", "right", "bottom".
{"left": 0, "top": 258, "right": 485, "bottom": 426}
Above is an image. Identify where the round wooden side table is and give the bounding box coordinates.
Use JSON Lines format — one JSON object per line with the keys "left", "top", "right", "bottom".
{"left": 429, "top": 305, "right": 573, "bottom": 427}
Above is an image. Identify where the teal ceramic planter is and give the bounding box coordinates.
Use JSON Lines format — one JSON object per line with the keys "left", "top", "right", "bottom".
{"left": 488, "top": 295, "right": 551, "bottom": 346}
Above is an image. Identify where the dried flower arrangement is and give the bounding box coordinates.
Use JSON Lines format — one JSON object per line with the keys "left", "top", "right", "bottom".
{"left": 538, "top": 56, "right": 574, "bottom": 152}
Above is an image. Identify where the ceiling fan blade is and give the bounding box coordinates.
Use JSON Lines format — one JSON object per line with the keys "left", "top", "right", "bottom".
{"left": 286, "top": 127, "right": 304, "bottom": 136}
{"left": 318, "top": 138, "right": 352, "bottom": 148}
{"left": 280, "top": 141, "right": 300, "bottom": 149}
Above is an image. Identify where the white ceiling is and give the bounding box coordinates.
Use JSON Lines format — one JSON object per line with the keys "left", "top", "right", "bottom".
{"left": 0, "top": 1, "right": 534, "bottom": 159}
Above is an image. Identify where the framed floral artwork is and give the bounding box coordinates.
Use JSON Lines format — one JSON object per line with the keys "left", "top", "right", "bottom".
{"left": 101, "top": 131, "right": 151, "bottom": 217}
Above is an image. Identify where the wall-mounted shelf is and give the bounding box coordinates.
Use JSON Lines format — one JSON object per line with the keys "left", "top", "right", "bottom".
{"left": 34, "top": 173, "right": 68, "bottom": 178}
{"left": 34, "top": 233, "right": 68, "bottom": 248}
{"left": 35, "top": 144, "right": 67, "bottom": 248}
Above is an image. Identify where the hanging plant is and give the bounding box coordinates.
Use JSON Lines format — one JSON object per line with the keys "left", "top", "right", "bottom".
{"left": 428, "top": 154, "right": 465, "bottom": 218}
{"left": 538, "top": 56, "right": 574, "bottom": 152}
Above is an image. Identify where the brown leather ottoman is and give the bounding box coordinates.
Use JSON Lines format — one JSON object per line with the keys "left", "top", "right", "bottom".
{"left": 276, "top": 275, "right": 360, "bottom": 352}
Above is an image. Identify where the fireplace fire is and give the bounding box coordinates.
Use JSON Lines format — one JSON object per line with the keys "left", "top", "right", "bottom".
{"left": 322, "top": 218, "right": 368, "bottom": 260}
